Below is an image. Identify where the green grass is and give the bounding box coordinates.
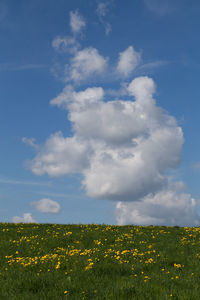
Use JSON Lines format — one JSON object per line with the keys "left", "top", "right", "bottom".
{"left": 1, "top": 223, "right": 200, "bottom": 299}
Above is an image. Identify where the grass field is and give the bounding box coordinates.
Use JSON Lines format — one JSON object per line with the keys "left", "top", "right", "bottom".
{"left": 1, "top": 223, "right": 200, "bottom": 299}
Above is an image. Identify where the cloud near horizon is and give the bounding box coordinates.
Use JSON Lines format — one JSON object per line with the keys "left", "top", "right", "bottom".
{"left": 115, "top": 181, "right": 199, "bottom": 227}
{"left": 26, "top": 73, "right": 200, "bottom": 226}
{"left": 12, "top": 213, "right": 38, "bottom": 223}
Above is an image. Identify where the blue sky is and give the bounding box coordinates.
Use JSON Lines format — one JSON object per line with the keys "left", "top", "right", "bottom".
{"left": 1, "top": 0, "right": 200, "bottom": 226}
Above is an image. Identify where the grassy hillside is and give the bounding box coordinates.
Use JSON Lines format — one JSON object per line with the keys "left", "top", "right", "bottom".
{"left": 0, "top": 223, "right": 200, "bottom": 299}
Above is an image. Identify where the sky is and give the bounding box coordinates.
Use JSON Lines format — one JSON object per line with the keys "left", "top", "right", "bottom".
{"left": 1, "top": 0, "right": 200, "bottom": 226}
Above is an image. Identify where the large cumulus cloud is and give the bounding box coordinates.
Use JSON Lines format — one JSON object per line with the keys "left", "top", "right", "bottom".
{"left": 27, "top": 74, "right": 200, "bottom": 226}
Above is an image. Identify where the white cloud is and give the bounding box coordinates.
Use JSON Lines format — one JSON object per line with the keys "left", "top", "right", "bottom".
{"left": 97, "top": 2, "right": 109, "bottom": 18}
{"left": 50, "top": 85, "right": 104, "bottom": 109}
{"left": 28, "top": 74, "right": 200, "bottom": 226}
{"left": 128, "top": 76, "right": 156, "bottom": 101}
{"left": 31, "top": 76, "right": 183, "bottom": 202}
{"left": 139, "top": 60, "right": 169, "bottom": 71}
{"left": 117, "top": 46, "right": 141, "bottom": 77}
{"left": 115, "top": 182, "right": 200, "bottom": 227}
{"left": 66, "top": 47, "right": 107, "bottom": 82}
{"left": 29, "top": 131, "right": 90, "bottom": 177}
{"left": 52, "top": 36, "right": 79, "bottom": 54}
{"left": 22, "top": 137, "right": 38, "bottom": 150}
{"left": 12, "top": 213, "right": 38, "bottom": 223}
{"left": 31, "top": 198, "right": 61, "bottom": 213}
{"left": 96, "top": 1, "right": 112, "bottom": 35}
{"left": 69, "top": 10, "right": 86, "bottom": 35}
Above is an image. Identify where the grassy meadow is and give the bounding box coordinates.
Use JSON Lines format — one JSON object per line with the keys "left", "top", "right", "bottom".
{"left": 0, "top": 223, "right": 200, "bottom": 299}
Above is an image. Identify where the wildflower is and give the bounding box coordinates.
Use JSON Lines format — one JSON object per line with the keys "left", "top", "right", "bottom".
{"left": 85, "top": 262, "right": 94, "bottom": 270}
{"left": 145, "top": 258, "right": 153, "bottom": 264}
{"left": 121, "top": 250, "right": 129, "bottom": 255}
{"left": 64, "top": 290, "right": 68, "bottom": 294}
{"left": 94, "top": 240, "right": 101, "bottom": 245}
{"left": 56, "top": 261, "right": 61, "bottom": 269}
{"left": 174, "top": 263, "right": 182, "bottom": 268}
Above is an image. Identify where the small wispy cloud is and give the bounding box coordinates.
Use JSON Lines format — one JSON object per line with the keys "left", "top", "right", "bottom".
{"left": 117, "top": 46, "right": 141, "bottom": 77}
{"left": 137, "top": 60, "right": 170, "bottom": 74}
{"left": 22, "top": 137, "right": 39, "bottom": 150}
{"left": 52, "top": 36, "right": 79, "bottom": 54}
{"left": 37, "top": 191, "right": 69, "bottom": 198}
{"left": 36, "top": 191, "right": 84, "bottom": 199}
{"left": 31, "top": 198, "right": 61, "bottom": 213}
{"left": 0, "top": 177, "right": 51, "bottom": 187}
{"left": 70, "top": 10, "right": 86, "bottom": 35}
{"left": 96, "top": 0, "right": 113, "bottom": 35}
{"left": 143, "top": 0, "right": 173, "bottom": 16}
{"left": 0, "top": 63, "right": 48, "bottom": 72}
